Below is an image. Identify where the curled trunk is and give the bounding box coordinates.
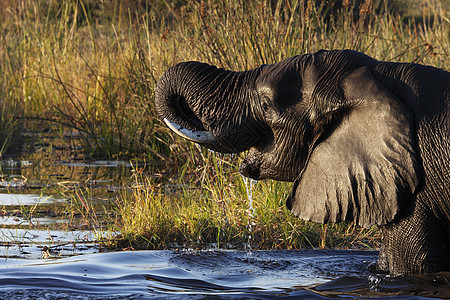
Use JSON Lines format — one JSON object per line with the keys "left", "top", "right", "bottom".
{"left": 155, "top": 61, "right": 266, "bottom": 153}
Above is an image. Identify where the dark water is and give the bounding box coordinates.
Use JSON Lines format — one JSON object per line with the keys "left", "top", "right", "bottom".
{"left": 1, "top": 249, "right": 449, "bottom": 299}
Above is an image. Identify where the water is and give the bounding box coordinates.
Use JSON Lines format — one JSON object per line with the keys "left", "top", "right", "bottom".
{"left": 0, "top": 190, "right": 115, "bottom": 260}
{"left": 0, "top": 155, "right": 127, "bottom": 259}
{"left": 0, "top": 249, "right": 448, "bottom": 299}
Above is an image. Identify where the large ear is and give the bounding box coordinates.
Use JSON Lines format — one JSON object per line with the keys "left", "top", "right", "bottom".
{"left": 286, "top": 67, "right": 422, "bottom": 228}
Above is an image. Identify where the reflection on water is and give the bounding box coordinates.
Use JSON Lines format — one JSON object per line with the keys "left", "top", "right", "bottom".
{"left": 0, "top": 190, "right": 116, "bottom": 259}
{"left": 0, "top": 250, "right": 448, "bottom": 299}
{"left": 0, "top": 193, "right": 63, "bottom": 206}
{"left": 0, "top": 152, "right": 130, "bottom": 260}
{"left": 0, "top": 137, "right": 173, "bottom": 260}
{"left": 0, "top": 227, "right": 110, "bottom": 259}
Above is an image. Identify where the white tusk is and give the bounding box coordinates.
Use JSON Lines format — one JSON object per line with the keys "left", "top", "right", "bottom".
{"left": 164, "top": 118, "right": 217, "bottom": 143}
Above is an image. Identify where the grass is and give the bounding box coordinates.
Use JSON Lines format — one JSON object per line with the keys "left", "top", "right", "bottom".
{"left": 115, "top": 152, "right": 381, "bottom": 251}
{"left": 0, "top": 0, "right": 448, "bottom": 250}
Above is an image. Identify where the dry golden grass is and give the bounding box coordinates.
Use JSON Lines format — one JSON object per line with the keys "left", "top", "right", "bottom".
{"left": 0, "top": 0, "right": 448, "bottom": 249}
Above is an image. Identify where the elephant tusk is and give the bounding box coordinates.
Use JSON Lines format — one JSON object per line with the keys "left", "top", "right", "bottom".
{"left": 163, "top": 118, "right": 217, "bottom": 143}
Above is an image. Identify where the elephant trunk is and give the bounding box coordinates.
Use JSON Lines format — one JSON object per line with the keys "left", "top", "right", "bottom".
{"left": 155, "top": 61, "right": 266, "bottom": 153}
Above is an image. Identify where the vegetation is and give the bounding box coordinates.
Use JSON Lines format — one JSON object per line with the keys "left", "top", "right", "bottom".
{"left": 116, "top": 156, "right": 381, "bottom": 250}
{"left": 0, "top": 0, "right": 448, "bottom": 251}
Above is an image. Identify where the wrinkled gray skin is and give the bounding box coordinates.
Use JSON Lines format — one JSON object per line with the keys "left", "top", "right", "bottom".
{"left": 155, "top": 50, "right": 449, "bottom": 275}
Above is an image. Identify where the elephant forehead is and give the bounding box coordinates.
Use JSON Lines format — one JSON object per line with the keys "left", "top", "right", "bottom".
{"left": 256, "top": 75, "right": 303, "bottom": 113}
{"left": 257, "top": 69, "right": 302, "bottom": 95}
{"left": 257, "top": 85, "right": 275, "bottom": 99}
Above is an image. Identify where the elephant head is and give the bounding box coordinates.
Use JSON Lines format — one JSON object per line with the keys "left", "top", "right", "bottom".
{"left": 155, "top": 50, "right": 421, "bottom": 229}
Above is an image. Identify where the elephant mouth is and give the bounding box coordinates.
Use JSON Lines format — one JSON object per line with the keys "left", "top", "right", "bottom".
{"left": 239, "top": 157, "right": 296, "bottom": 181}
{"left": 239, "top": 145, "right": 302, "bottom": 182}
{"left": 239, "top": 151, "right": 262, "bottom": 180}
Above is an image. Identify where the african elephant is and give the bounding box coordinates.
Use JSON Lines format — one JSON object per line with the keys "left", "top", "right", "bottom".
{"left": 155, "top": 49, "right": 449, "bottom": 275}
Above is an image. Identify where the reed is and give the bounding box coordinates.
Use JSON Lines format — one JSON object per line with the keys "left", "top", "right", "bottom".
{"left": 115, "top": 155, "right": 381, "bottom": 250}
{"left": 1, "top": 0, "right": 447, "bottom": 157}
{"left": 0, "top": 1, "right": 171, "bottom": 158}
{"left": 1, "top": 0, "right": 448, "bottom": 249}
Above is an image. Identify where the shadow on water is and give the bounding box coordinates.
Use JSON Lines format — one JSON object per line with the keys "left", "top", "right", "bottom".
{"left": 0, "top": 250, "right": 449, "bottom": 299}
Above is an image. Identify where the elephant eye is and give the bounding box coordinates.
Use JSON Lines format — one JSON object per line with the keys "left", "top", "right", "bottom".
{"left": 262, "top": 100, "right": 269, "bottom": 113}
{"left": 261, "top": 96, "right": 272, "bottom": 114}
{"left": 261, "top": 96, "right": 278, "bottom": 123}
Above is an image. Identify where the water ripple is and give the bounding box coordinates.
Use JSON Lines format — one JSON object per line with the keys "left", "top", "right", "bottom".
{"left": 0, "top": 250, "right": 448, "bottom": 299}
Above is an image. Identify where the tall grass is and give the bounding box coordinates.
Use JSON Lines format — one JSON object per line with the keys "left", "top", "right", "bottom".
{"left": 116, "top": 155, "right": 381, "bottom": 250}
{"left": 1, "top": 0, "right": 448, "bottom": 249}
{"left": 0, "top": 1, "right": 171, "bottom": 158}
{"left": 1, "top": 0, "right": 448, "bottom": 158}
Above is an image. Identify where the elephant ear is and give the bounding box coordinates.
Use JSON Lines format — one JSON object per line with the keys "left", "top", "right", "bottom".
{"left": 286, "top": 67, "right": 421, "bottom": 228}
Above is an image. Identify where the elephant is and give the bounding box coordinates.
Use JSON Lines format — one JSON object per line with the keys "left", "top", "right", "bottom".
{"left": 155, "top": 49, "right": 449, "bottom": 275}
